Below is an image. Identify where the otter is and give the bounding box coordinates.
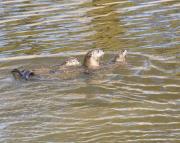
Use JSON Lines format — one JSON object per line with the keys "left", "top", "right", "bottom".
{"left": 83, "top": 49, "right": 104, "bottom": 69}
{"left": 62, "top": 57, "right": 81, "bottom": 67}
{"left": 11, "top": 49, "right": 104, "bottom": 80}
{"left": 32, "top": 57, "right": 81, "bottom": 75}
{"left": 11, "top": 49, "right": 127, "bottom": 80}
{"left": 112, "top": 49, "right": 127, "bottom": 63}
{"left": 102, "top": 49, "right": 127, "bottom": 70}
{"left": 11, "top": 57, "right": 81, "bottom": 80}
{"left": 85, "top": 49, "right": 127, "bottom": 76}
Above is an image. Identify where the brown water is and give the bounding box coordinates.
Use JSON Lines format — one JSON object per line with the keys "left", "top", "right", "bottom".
{"left": 0, "top": 0, "right": 180, "bottom": 142}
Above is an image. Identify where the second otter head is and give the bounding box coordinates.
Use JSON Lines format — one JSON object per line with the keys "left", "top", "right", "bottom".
{"left": 84, "top": 49, "right": 104, "bottom": 69}
{"left": 63, "top": 57, "right": 81, "bottom": 66}
{"left": 113, "top": 50, "right": 127, "bottom": 63}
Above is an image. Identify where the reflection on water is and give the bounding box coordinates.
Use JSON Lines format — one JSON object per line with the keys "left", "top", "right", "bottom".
{"left": 0, "top": 0, "right": 179, "bottom": 142}
{"left": 87, "top": 0, "right": 126, "bottom": 50}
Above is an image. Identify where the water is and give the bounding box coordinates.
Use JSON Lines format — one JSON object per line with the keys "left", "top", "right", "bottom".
{"left": 0, "top": 0, "right": 179, "bottom": 142}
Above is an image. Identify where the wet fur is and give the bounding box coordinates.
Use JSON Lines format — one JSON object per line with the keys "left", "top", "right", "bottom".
{"left": 11, "top": 49, "right": 126, "bottom": 80}
{"left": 83, "top": 49, "right": 104, "bottom": 69}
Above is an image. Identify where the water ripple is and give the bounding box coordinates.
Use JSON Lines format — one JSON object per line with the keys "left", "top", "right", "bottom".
{"left": 0, "top": 0, "right": 179, "bottom": 142}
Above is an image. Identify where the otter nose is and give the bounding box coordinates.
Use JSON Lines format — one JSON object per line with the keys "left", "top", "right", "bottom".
{"left": 98, "top": 49, "right": 104, "bottom": 55}
{"left": 122, "top": 50, "right": 127, "bottom": 57}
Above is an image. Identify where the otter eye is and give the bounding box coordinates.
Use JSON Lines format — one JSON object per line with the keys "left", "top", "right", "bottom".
{"left": 88, "top": 53, "right": 92, "bottom": 57}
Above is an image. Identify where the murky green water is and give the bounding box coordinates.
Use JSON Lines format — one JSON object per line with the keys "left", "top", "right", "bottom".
{"left": 0, "top": 0, "right": 179, "bottom": 142}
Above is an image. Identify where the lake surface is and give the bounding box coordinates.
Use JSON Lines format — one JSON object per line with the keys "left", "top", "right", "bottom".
{"left": 0, "top": 0, "right": 179, "bottom": 142}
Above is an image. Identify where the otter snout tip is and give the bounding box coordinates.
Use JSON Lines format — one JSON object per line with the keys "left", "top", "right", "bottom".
{"left": 122, "top": 49, "right": 127, "bottom": 57}
{"left": 96, "top": 49, "right": 104, "bottom": 58}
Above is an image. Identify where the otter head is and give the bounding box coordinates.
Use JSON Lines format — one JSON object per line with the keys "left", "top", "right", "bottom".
{"left": 83, "top": 49, "right": 104, "bottom": 69}
{"left": 114, "top": 50, "right": 127, "bottom": 63}
{"left": 63, "top": 57, "right": 81, "bottom": 66}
